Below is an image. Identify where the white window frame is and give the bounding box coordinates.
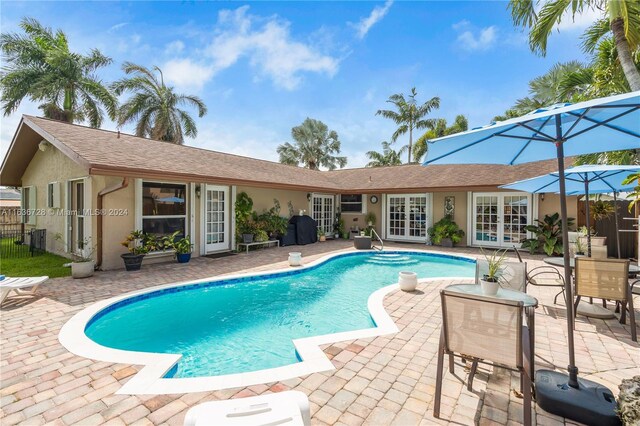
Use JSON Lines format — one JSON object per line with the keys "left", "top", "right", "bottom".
{"left": 470, "top": 191, "right": 532, "bottom": 248}
{"left": 340, "top": 194, "right": 367, "bottom": 215}
{"left": 21, "top": 185, "right": 36, "bottom": 225}
{"left": 65, "top": 177, "right": 92, "bottom": 258}
{"left": 135, "top": 179, "right": 189, "bottom": 253}
{"left": 47, "top": 181, "right": 61, "bottom": 209}
{"left": 384, "top": 193, "right": 432, "bottom": 242}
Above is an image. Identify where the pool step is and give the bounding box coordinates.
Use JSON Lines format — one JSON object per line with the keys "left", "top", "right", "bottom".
{"left": 364, "top": 253, "right": 419, "bottom": 266}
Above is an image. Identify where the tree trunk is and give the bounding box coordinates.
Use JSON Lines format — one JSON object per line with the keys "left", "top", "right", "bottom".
{"left": 63, "top": 86, "right": 74, "bottom": 123}
{"left": 611, "top": 17, "right": 640, "bottom": 91}
{"left": 408, "top": 126, "right": 413, "bottom": 163}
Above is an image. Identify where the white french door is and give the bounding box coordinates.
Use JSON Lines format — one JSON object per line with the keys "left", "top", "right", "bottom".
{"left": 472, "top": 193, "right": 531, "bottom": 247}
{"left": 386, "top": 194, "right": 430, "bottom": 241}
{"left": 204, "top": 185, "right": 229, "bottom": 252}
{"left": 311, "top": 194, "right": 334, "bottom": 235}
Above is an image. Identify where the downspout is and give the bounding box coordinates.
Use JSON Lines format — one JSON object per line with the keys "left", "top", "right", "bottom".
{"left": 96, "top": 178, "right": 129, "bottom": 269}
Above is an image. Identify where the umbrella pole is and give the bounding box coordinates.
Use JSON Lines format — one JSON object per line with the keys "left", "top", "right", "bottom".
{"left": 585, "top": 181, "right": 591, "bottom": 257}
{"left": 555, "top": 141, "right": 579, "bottom": 388}
{"left": 614, "top": 191, "right": 621, "bottom": 259}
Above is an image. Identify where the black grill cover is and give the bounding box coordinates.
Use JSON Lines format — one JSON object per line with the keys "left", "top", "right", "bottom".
{"left": 288, "top": 215, "right": 318, "bottom": 245}
{"left": 280, "top": 223, "right": 297, "bottom": 246}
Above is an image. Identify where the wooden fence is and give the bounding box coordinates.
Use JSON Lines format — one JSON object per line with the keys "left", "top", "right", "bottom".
{"left": 0, "top": 207, "right": 22, "bottom": 233}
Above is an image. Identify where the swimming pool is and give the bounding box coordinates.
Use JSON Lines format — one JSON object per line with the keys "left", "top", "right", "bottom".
{"left": 60, "top": 250, "right": 475, "bottom": 394}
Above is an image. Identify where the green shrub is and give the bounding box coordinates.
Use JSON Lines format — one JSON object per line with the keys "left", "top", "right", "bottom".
{"left": 521, "top": 212, "right": 574, "bottom": 256}
{"left": 427, "top": 216, "right": 465, "bottom": 245}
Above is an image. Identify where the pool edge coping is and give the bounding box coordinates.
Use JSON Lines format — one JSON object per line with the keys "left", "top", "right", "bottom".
{"left": 58, "top": 247, "right": 476, "bottom": 395}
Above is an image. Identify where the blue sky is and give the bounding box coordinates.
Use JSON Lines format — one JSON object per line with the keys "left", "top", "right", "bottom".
{"left": 0, "top": 1, "right": 601, "bottom": 167}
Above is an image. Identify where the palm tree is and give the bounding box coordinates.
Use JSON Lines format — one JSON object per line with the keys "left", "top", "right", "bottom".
{"left": 0, "top": 17, "right": 117, "bottom": 126}
{"left": 365, "top": 141, "right": 406, "bottom": 167}
{"left": 112, "top": 62, "right": 207, "bottom": 144}
{"left": 376, "top": 88, "right": 440, "bottom": 163}
{"left": 508, "top": 0, "right": 640, "bottom": 91}
{"left": 413, "top": 115, "right": 468, "bottom": 163}
{"left": 492, "top": 61, "right": 588, "bottom": 121}
{"left": 277, "top": 118, "right": 347, "bottom": 170}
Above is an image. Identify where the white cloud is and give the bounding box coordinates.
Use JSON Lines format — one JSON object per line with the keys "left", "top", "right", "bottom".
{"left": 453, "top": 21, "right": 497, "bottom": 52}
{"left": 162, "top": 59, "right": 214, "bottom": 90}
{"left": 107, "top": 22, "right": 128, "bottom": 33}
{"left": 351, "top": 0, "right": 394, "bottom": 39}
{"left": 165, "top": 40, "right": 185, "bottom": 55}
{"left": 206, "top": 6, "right": 339, "bottom": 90}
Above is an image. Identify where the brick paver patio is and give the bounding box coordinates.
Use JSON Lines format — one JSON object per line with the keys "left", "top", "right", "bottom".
{"left": 1, "top": 241, "right": 638, "bottom": 425}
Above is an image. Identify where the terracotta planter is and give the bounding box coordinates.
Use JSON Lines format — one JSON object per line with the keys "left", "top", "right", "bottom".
{"left": 399, "top": 271, "right": 418, "bottom": 292}
{"left": 591, "top": 236, "right": 607, "bottom": 246}
{"left": 71, "top": 261, "right": 95, "bottom": 279}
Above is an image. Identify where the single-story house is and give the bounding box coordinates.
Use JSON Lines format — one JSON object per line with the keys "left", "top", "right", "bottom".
{"left": 0, "top": 115, "right": 577, "bottom": 270}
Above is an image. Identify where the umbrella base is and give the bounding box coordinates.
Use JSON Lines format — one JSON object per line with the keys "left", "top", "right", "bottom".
{"left": 535, "top": 370, "right": 620, "bottom": 426}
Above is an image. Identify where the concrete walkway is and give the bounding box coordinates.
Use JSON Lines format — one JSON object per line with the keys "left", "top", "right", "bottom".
{"left": 1, "top": 241, "right": 638, "bottom": 425}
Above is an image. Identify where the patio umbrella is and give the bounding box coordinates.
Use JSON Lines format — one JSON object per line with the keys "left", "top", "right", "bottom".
{"left": 500, "top": 165, "right": 640, "bottom": 257}
{"left": 424, "top": 91, "right": 640, "bottom": 425}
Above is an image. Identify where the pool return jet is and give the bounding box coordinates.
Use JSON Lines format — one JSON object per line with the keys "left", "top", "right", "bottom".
{"left": 423, "top": 91, "right": 640, "bottom": 426}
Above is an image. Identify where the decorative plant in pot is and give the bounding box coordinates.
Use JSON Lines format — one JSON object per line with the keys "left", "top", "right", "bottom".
{"left": 573, "top": 236, "right": 587, "bottom": 258}
{"left": 427, "top": 216, "right": 465, "bottom": 248}
{"left": 521, "top": 212, "right": 574, "bottom": 256}
{"left": 55, "top": 233, "right": 96, "bottom": 279}
{"left": 235, "top": 191, "right": 255, "bottom": 243}
{"left": 121, "top": 230, "right": 149, "bottom": 271}
{"left": 589, "top": 198, "right": 614, "bottom": 246}
{"left": 163, "top": 231, "right": 193, "bottom": 263}
{"left": 364, "top": 212, "right": 377, "bottom": 237}
{"left": 253, "top": 199, "right": 288, "bottom": 240}
{"left": 479, "top": 248, "right": 507, "bottom": 296}
{"left": 318, "top": 229, "right": 326, "bottom": 242}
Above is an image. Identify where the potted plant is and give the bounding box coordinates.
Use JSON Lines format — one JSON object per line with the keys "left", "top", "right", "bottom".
{"left": 427, "top": 216, "right": 465, "bottom": 248}
{"left": 55, "top": 234, "right": 96, "bottom": 278}
{"left": 521, "top": 213, "right": 574, "bottom": 256}
{"left": 573, "top": 237, "right": 586, "bottom": 258}
{"left": 235, "top": 191, "right": 255, "bottom": 244}
{"left": 578, "top": 225, "right": 607, "bottom": 247}
{"left": 479, "top": 248, "right": 507, "bottom": 296}
{"left": 121, "top": 230, "right": 149, "bottom": 271}
{"left": 318, "top": 229, "right": 326, "bottom": 242}
{"left": 365, "top": 212, "right": 376, "bottom": 227}
{"left": 163, "top": 231, "right": 193, "bottom": 263}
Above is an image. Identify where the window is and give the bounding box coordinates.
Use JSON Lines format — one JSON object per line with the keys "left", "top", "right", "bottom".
{"left": 21, "top": 186, "right": 36, "bottom": 225}
{"left": 47, "top": 182, "right": 60, "bottom": 208}
{"left": 141, "top": 182, "right": 187, "bottom": 238}
{"left": 340, "top": 194, "right": 365, "bottom": 213}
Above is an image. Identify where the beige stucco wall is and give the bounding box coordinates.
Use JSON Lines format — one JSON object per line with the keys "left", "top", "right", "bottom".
{"left": 97, "top": 177, "right": 136, "bottom": 270}
{"left": 238, "top": 186, "right": 309, "bottom": 218}
{"left": 538, "top": 193, "right": 579, "bottom": 229}
{"left": 20, "top": 145, "right": 88, "bottom": 256}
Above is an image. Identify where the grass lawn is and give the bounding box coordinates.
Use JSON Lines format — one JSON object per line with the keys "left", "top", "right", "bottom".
{"left": 1, "top": 239, "right": 71, "bottom": 278}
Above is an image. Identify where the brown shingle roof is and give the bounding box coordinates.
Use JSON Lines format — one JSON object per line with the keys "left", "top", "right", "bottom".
{"left": 2, "top": 115, "right": 565, "bottom": 192}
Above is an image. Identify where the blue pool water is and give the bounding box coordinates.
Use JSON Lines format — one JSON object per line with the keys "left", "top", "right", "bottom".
{"left": 85, "top": 252, "right": 474, "bottom": 378}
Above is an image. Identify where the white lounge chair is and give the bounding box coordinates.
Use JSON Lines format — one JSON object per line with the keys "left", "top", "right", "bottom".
{"left": 183, "top": 390, "right": 310, "bottom": 426}
{"left": 0, "top": 276, "right": 49, "bottom": 304}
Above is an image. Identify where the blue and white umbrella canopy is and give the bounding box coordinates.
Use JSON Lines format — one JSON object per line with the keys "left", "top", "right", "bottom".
{"left": 500, "top": 164, "right": 640, "bottom": 258}
{"left": 425, "top": 91, "right": 640, "bottom": 166}
{"left": 500, "top": 165, "right": 640, "bottom": 194}
{"left": 423, "top": 92, "right": 640, "bottom": 396}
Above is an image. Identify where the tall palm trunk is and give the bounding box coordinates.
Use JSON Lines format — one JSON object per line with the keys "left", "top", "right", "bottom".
{"left": 611, "top": 17, "right": 640, "bottom": 91}
{"left": 62, "top": 86, "right": 74, "bottom": 123}
{"left": 408, "top": 126, "right": 413, "bottom": 163}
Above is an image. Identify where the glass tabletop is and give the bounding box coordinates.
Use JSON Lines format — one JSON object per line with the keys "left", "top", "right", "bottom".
{"left": 445, "top": 284, "right": 538, "bottom": 307}
{"left": 543, "top": 257, "right": 640, "bottom": 273}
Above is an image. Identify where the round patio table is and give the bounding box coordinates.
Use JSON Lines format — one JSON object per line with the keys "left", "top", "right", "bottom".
{"left": 445, "top": 284, "right": 538, "bottom": 383}
{"left": 542, "top": 257, "right": 639, "bottom": 319}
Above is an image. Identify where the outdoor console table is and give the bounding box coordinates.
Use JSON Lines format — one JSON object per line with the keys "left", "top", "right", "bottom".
{"left": 237, "top": 240, "right": 280, "bottom": 254}
{"left": 446, "top": 283, "right": 538, "bottom": 383}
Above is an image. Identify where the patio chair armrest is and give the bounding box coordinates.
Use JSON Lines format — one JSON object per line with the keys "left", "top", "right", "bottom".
{"left": 528, "top": 267, "right": 565, "bottom": 283}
